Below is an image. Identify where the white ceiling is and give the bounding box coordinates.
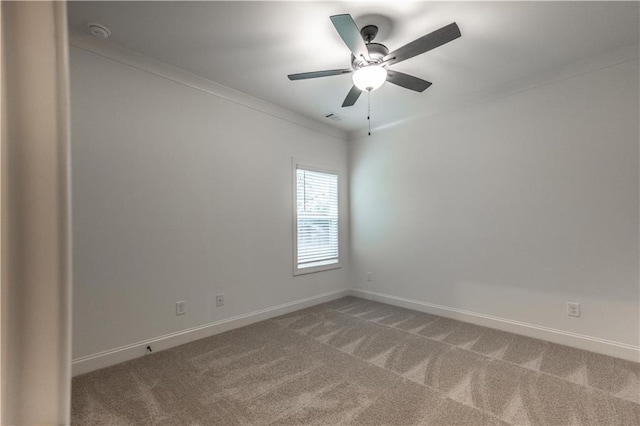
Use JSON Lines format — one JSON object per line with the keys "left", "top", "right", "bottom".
{"left": 67, "top": 1, "right": 639, "bottom": 133}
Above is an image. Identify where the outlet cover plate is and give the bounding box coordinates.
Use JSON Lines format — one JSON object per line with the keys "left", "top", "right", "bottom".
{"left": 176, "top": 300, "right": 186, "bottom": 316}
{"left": 567, "top": 302, "right": 580, "bottom": 317}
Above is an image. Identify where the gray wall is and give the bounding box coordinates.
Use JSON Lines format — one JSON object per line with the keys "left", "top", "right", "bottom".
{"left": 70, "top": 46, "right": 349, "bottom": 360}
{"left": 350, "top": 58, "right": 639, "bottom": 349}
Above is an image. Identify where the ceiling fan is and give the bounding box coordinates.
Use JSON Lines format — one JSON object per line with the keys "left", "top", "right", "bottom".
{"left": 288, "top": 14, "right": 461, "bottom": 107}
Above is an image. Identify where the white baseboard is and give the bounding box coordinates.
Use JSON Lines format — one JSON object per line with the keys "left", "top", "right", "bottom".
{"left": 72, "top": 289, "right": 349, "bottom": 376}
{"left": 73, "top": 287, "right": 638, "bottom": 375}
{"left": 349, "top": 288, "right": 640, "bottom": 362}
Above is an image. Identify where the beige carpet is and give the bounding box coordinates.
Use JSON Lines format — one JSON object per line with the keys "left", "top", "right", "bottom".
{"left": 72, "top": 296, "right": 640, "bottom": 425}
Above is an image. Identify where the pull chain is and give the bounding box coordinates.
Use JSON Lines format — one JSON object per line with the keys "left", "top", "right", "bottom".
{"left": 367, "top": 89, "right": 371, "bottom": 136}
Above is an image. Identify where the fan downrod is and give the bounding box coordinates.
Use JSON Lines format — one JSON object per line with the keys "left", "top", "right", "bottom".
{"left": 360, "top": 25, "right": 378, "bottom": 43}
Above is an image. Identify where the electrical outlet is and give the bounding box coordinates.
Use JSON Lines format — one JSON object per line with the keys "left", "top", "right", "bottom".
{"left": 567, "top": 302, "right": 580, "bottom": 317}
{"left": 176, "top": 300, "right": 186, "bottom": 316}
{"left": 216, "top": 294, "right": 225, "bottom": 307}
{"left": 366, "top": 272, "right": 373, "bottom": 282}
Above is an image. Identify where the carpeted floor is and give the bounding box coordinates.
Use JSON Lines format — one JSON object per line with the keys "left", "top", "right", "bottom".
{"left": 72, "top": 296, "right": 640, "bottom": 425}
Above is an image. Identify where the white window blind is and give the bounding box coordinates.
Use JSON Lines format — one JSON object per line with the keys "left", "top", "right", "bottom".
{"left": 296, "top": 167, "right": 339, "bottom": 271}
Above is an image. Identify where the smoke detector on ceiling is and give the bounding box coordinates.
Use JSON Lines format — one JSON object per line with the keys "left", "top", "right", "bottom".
{"left": 87, "top": 22, "right": 111, "bottom": 40}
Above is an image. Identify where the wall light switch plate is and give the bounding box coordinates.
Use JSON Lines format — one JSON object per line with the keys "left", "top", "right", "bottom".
{"left": 216, "top": 294, "right": 224, "bottom": 307}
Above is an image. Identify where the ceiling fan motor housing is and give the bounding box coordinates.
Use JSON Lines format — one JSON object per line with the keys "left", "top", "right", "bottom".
{"left": 351, "top": 42, "right": 389, "bottom": 69}
{"left": 360, "top": 24, "right": 379, "bottom": 43}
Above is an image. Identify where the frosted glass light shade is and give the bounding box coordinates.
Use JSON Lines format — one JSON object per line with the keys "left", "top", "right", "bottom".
{"left": 352, "top": 66, "right": 387, "bottom": 91}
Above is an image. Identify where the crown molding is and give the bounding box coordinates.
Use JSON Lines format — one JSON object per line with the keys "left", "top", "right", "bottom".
{"left": 68, "top": 30, "right": 349, "bottom": 142}
{"left": 348, "top": 43, "right": 640, "bottom": 141}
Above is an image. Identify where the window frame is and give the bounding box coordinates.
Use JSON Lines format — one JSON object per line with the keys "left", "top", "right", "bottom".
{"left": 292, "top": 159, "right": 342, "bottom": 276}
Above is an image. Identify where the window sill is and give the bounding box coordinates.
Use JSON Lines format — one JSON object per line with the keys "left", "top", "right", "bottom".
{"left": 293, "top": 263, "right": 342, "bottom": 276}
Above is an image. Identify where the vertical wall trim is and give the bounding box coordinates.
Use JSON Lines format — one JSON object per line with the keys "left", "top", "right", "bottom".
{"left": 1, "top": 2, "right": 72, "bottom": 424}
{"left": 55, "top": 1, "right": 73, "bottom": 420}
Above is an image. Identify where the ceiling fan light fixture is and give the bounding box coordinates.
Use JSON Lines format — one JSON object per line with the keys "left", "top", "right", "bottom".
{"left": 287, "top": 15, "right": 461, "bottom": 107}
{"left": 352, "top": 66, "right": 387, "bottom": 92}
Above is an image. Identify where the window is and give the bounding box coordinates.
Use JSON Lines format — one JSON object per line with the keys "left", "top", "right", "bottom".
{"left": 294, "top": 163, "right": 340, "bottom": 275}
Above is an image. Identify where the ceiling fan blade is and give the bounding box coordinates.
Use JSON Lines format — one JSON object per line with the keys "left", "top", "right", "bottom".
{"left": 384, "top": 22, "right": 461, "bottom": 66}
{"left": 342, "top": 85, "right": 362, "bottom": 107}
{"left": 288, "top": 69, "right": 353, "bottom": 80}
{"left": 330, "top": 14, "right": 371, "bottom": 62}
{"left": 386, "top": 70, "right": 432, "bottom": 92}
